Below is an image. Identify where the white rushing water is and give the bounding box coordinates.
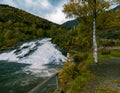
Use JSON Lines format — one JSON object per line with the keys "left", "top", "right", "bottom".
{"left": 0, "top": 38, "right": 66, "bottom": 76}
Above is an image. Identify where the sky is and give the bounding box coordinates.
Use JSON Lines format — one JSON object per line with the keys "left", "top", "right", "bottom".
{"left": 0, "top": 0, "right": 70, "bottom": 24}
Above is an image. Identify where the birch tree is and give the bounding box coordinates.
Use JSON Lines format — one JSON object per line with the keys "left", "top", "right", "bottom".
{"left": 93, "top": 0, "right": 98, "bottom": 63}
{"left": 63, "top": 0, "right": 117, "bottom": 63}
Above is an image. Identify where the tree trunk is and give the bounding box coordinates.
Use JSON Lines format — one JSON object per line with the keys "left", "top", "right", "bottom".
{"left": 93, "top": 0, "right": 98, "bottom": 63}
{"left": 93, "top": 17, "right": 98, "bottom": 63}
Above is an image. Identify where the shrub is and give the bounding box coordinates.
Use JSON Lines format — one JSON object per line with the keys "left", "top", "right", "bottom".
{"left": 59, "top": 62, "right": 79, "bottom": 87}
{"left": 73, "top": 53, "right": 88, "bottom": 64}
{"left": 58, "top": 52, "right": 91, "bottom": 92}
{"left": 69, "top": 72, "right": 92, "bottom": 93}
{"left": 101, "top": 48, "right": 111, "bottom": 55}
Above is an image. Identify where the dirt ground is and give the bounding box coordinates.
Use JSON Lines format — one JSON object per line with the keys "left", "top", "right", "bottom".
{"left": 82, "top": 58, "right": 120, "bottom": 93}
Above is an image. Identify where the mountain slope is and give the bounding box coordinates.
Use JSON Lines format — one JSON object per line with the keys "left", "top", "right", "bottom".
{"left": 61, "top": 19, "right": 79, "bottom": 29}
{"left": 0, "top": 4, "right": 61, "bottom": 50}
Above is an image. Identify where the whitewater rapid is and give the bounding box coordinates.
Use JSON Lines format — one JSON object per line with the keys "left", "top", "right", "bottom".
{"left": 0, "top": 38, "right": 66, "bottom": 76}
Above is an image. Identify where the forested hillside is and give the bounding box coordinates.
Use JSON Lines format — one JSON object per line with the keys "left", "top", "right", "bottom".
{"left": 0, "top": 4, "right": 93, "bottom": 55}
{"left": 0, "top": 4, "right": 62, "bottom": 50}
{"left": 0, "top": 4, "right": 120, "bottom": 53}
{"left": 61, "top": 19, "right": 79, "bottom": 29}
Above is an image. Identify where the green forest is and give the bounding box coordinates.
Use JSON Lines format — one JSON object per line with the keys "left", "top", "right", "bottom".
{"left": 0, "top": 0, "right": 120, "bottom": 92}
{"left": 0, "top": 4, "right": 120, "bottom": 52}
{"left": 0, "top": 4, "right": 62, "bottom": 50}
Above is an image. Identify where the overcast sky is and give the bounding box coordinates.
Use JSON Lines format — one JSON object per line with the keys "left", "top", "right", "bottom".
{"left": 0, "top": 0, "right": 70, "bottom": 24}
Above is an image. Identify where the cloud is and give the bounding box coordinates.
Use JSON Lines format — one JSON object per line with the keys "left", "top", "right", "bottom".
{"left": 46, "top": 4, "right": 69, "bottom": 24}
{"left": 0, "top": 0, "right": 17, "bottom": 7}
{"left": 0, "top": 0, "right": 69, "bottom": 24}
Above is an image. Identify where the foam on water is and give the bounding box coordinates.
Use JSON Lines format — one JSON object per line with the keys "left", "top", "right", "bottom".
{"left": 0, "top": 50, "right": 18, "bottom": 62}
{"left": 0, "top": 38, "right": 66, "bottom": 76}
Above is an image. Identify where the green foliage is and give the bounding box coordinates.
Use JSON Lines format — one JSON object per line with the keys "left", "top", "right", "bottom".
{"left": 58, "top": 52, "right": 93, "bottom": 93}
{"left": 100, "top": 47, "right": 111, "bottom": 55}
{"left": 99, "top": 50, "right": 120, "bottom": 59}
{"left": 63, "top": 0, "right": 116, "bottom": 29}
{"left": 114, "top": 80, "right": 120, "bottom": 87}
{"left": 63, "top": 0, "right": 120, "bottom": 48}
{"left": 61, "top": 20, "right": 79, "bottom": 29}
{"left": 59, "top": 60, "right": 92, "bottom": 93}
{"left": 59, "top": 62, "right": 79, "bottom": 86}
{"left": 73, "top": 52, "right": 88, "bottom": 64}
{"left": 70, "top": 72, "right": 92, "bottom": 93}
{"left": 0, "top": 4, "right": 62, "bottom": 51}
{"left": 110, "top": 50, "right": 120, "bottom": 57}
{"left": 53, "top": 22, "right": 92, "bottom": 56}
{"left": 63, "top": 0, "right": 111, "bottom": 18}
{"left": 59, "top": 1, "right": 120, "bottom": 92}
{"left": 98, "top": 39, "right": 120, "bottom": 47}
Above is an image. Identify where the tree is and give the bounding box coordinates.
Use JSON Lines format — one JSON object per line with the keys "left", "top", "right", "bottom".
{"left": 63, "top": 0, "right": 119, "bottom": 63}
{"left": 93, "top": 0, "right": 98, "bottom": 63}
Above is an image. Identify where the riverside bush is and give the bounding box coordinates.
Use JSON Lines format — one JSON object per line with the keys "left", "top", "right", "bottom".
{"left": 58, "top": 52, "right": 92, "bottom": 93}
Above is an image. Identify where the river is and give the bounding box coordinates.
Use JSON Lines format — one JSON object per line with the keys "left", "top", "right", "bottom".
{"left": 0, "top": 38, "right": 66, "bottom": 93}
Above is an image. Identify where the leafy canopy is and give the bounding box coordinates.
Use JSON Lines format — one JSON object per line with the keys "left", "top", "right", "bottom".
{"left": 64, "top": 0, "right": 115, "bottom": 19}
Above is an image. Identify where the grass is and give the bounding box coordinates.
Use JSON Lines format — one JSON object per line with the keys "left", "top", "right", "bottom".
{"left": 111, "top": 50, "right": 120, "bottom": 57}
{"left": 96, "top": 86, "right": 119, "bottom": 93}
{"left": 70, "top": 72, "right": 92, "bottom": 93}
{"left": 81, "top": 49, "right": 120, "bottom": 93}
{"left": 114, "top": 80, "right": 120, "bottom": 87}
{"left": 98, "top": 50, "right": 120, "bottom": 59}
{"left": 86, "top": 50, "right": 120, "bottom": 64}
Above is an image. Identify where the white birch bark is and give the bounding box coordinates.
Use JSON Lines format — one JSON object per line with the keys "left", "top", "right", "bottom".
{"left": 93, "top": 17, "right": 98, "bottom": 63}
{"left": 92, "top": 0, "right": 98, "bottom": 63}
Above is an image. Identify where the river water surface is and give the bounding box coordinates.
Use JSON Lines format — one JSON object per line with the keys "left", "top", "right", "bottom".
{"left": 0, "top": 38, "right": 66, "bottom": 93}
